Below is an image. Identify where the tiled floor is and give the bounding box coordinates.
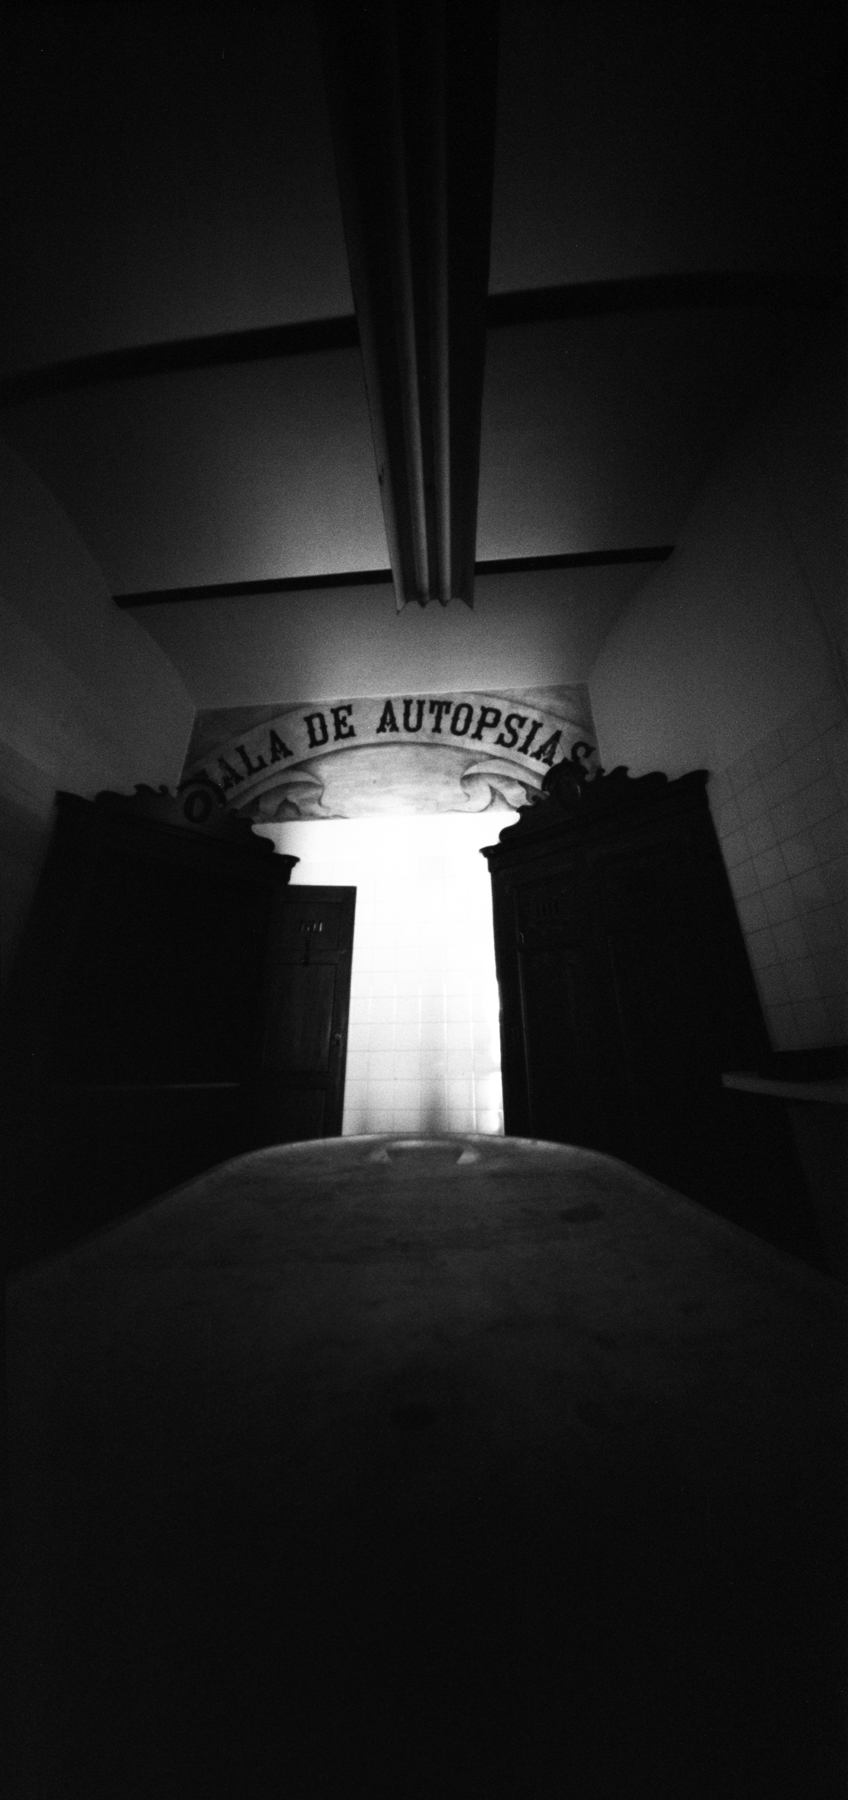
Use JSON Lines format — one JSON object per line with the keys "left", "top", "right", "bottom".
{"left": 256, "top": 812, "right": 509, "bottom": 1134}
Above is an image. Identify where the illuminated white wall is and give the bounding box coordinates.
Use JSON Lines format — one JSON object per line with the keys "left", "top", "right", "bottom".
{"left": 255, "top": 813, "right": 512, "bottom": 1135}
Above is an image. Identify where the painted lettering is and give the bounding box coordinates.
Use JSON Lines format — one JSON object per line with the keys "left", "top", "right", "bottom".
{"left": 236, "top": 743, "right": 267, "bottom": 777}
{"left": 217, "top": 757, "right": 244, "bottom": 792}
{"left": 450, "top": 702, "right": 474, "bottom": 737}
{"left": 183, "top": 766, "right": 222, "bottom": 798}
{"left": 268, "top": 729, "right": 294, "bottom": 763}
{"left": 376, "top": 699, "right": 400, "bottom": 734}
{"left": 402, "top": 698, "right": 425, "bottom": 732}
{"left": 531, "top": 730, "right": 563, "bottom": 766}
{"left": 331, "top": 704, "right": 356, "bottom": 742}
{"left": 429, "top": 700, "right": 453, "bottom": 733}
{"left": 303, "top": 711, "right": 329, "bottom": 749}
{"left": 180, "top": 770, "right": 222, "bottom": 824}
{"left": 495, "top": 713, "right": 527, "bottom": 749}
{"left": 519, "top": 720, "right": 543, "bottom": 756}
{"left": 182, "top": 787, "right": 215, "bottom": 825}
{"left": 198, "top": 697, "right": 578, "bottom": 810}
{"left": 471, "top": 705, "right": 502, "bottom": 742}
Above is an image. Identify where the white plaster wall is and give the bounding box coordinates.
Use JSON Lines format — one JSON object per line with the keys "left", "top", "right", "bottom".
{"left": 0, "top": 438, "right": 195, "bottom": 979}
{"left": 589, "top": 326, "right": 847, "bottom": 1049}
{"left": 126, "top": 564, "right": 641, "bottom": 709}
{"left": 589, "top": 326, "right": 846, "bottom": 776}
{"left": 708, "top": 692, "right": 847, "bottom": 1049}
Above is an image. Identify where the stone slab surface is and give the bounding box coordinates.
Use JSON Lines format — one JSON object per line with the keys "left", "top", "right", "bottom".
{"left": 9, "top": 1135, "right": 848, "bottom": 1800}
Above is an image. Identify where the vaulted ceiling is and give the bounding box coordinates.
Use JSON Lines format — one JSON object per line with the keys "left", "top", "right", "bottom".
{"left": 0, "top": 2, "right": 843, "bottom": 698}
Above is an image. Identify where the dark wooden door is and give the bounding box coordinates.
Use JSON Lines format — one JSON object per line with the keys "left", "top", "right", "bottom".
{"left": 511, "top": 866, "right": 610, "bottom": 1151}
{"left": 249, "top": 886, "right": 356, "bottom": 1146}
{"left": 591, "top": 834, "right": 730, "bottom": 1195}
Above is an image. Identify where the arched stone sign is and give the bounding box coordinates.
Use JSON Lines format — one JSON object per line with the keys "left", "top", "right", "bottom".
{"left": 181, "top": 687, "right": 598, "bottom": 822}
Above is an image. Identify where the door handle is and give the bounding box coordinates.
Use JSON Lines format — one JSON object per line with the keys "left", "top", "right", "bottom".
{"left": 332, "top": 1031, "right": 343, "bottom": 1047}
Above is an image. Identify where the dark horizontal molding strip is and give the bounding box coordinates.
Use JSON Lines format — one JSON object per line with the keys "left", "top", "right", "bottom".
{"left": 484, "top": 269, "right": 843, "bottom": 329}
{"left": 114, "top": 547, "right": 673, "bottom": 608}
{"left": 116, "top": 569, "right": 395, "bottom": 606}
{"left": 0, "top": 314, "right": 361, "bottom": 406}
{"left": 475, "top": 547, "right": 674, "bottom": 575}
{"left": 2, "top": 271, "right": 839, "bottom": 408}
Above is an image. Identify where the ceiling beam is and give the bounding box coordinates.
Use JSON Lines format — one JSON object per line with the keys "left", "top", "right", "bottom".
{"left": 113, "top": 546, "right": 674, "bottom": 609}
{"left": 317, "top": 0, "right": 500, "bottom": 610}
{"left": 0, "top": 274, "right": 838, "bottom": 408}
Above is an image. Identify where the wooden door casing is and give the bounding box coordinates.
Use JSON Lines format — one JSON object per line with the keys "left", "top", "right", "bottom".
{"left": 2, "top": 792, "right": 297, "bottom": 1265}
{"left": 483, "top": 772, "right": 826, "bottom": 1264}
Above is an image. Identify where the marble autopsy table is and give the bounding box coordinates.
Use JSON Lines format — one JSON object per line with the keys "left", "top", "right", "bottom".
{"left": 8, "top": 1134, "right": 848, "bottom": 1800}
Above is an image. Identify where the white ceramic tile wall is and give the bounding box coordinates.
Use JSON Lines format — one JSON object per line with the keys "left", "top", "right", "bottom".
{"left": 255, "top": 814, "right": 509, "bottom": 1135}
{"left": 709, "top": 684, "right": 848, "bottom": 1050}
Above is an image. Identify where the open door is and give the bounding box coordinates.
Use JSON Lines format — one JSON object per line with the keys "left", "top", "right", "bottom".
{"left": 249, "top": 885, "right": 356, "bottom": 1147}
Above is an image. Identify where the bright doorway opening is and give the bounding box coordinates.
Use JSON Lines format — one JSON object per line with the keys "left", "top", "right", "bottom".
{"left": 255, "top": 813, "right": 512, "bottom": 1135}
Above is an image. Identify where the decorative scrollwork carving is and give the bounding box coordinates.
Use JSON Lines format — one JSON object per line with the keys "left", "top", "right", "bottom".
{"left": 502, "top": 745, "right": 707, "bottom": 838}
{"left": 93, "top": 781, "right": 274, "bottom": 848}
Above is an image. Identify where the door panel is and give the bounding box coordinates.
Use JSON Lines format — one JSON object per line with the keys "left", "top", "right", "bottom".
{"left": 596, "top": 841, "right": 724, "bottom": 1192}
{"left": 512, "top": 866, "right": 604, "bottom": 1150}
{"left": 515, "top": 868, "right": 580, "bottom": 944}
{"left": 54, "top": 849, "right": 269, "bottom": 1084}
{"left": 261, "top": 1089, "right": 327, "bottom": 1145}
{"left": 250, "top": 885, "right": 355, "bottom": 1145}
{"left": 271, "top": 897, "right": 344, "bottom": 955}
{"left": 519, "top": 945, "right": 591, "bottom": 1144}
{"left": 264, "top": 964, "right": 337, "bottom": 1072}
